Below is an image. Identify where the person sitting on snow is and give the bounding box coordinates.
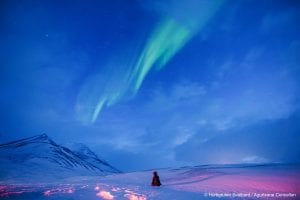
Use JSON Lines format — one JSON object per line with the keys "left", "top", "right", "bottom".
{"left": 151, "top": 171, "right": 162, "bottom": 186}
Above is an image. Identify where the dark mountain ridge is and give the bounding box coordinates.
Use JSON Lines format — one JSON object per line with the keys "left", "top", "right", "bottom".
{"left": 0, "top": 134, "right": 120, "bottom": 183}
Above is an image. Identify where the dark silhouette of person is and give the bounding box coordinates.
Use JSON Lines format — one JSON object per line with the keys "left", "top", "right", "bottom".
{"left": 151, "top": 171, "right": 162, "bottom": 186}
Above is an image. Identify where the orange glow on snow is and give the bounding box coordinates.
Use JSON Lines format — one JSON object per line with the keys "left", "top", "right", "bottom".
{"left": 96, "top": 190, "right": 114, "bottom": 200}
{"left": 124, "top": 189, "right": 147, "bottom": 200}
{"left": 43, "top": 187, "right": 75, "bottom": 196}
{"left": 125, "top": 193, "right": 147, "bottom": 200}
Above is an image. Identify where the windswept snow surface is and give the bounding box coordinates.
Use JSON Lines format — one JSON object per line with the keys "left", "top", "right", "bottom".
{"left": 1, "top": 164, "right": 299, "bottom": 199}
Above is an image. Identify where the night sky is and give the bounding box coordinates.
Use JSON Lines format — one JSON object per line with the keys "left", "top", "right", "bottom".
{"left": 1, "top": 0, "right": 300, "bottom": 171}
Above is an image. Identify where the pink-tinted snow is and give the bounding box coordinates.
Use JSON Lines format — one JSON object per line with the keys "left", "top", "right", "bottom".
{"left": 166, "top": 168, "right": 300, "bottom": 194}
{"left": 0, "top": 164, "right": 299, "bottom": 199}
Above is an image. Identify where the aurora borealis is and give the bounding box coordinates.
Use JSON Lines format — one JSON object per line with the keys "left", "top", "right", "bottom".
{"left": 78, "top": 0, "right": 224, "bottom": 123}
{"left": 1, "top": 0, "right": 300, "bottom": 171}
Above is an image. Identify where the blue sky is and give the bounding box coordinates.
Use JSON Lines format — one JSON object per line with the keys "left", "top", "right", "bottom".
{"left": 0, "top": 0, "right": 300, "bottom": 171}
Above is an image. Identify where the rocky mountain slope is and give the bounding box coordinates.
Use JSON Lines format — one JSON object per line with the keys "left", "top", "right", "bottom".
{"left": 0, "top": 134, "right": 120, "bottom": 183}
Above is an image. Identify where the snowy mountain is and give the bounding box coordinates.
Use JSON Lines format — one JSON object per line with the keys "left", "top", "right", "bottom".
{"left": 67, "top": 143, "right": 120, "bottom": 174}
{"left": 0, "top": 134, "right": 120, "bottom": 183}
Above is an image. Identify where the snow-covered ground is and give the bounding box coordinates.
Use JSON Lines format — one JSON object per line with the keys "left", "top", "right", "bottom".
{"left": 1, "top": 164, "right": 299, "bottom": 200}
